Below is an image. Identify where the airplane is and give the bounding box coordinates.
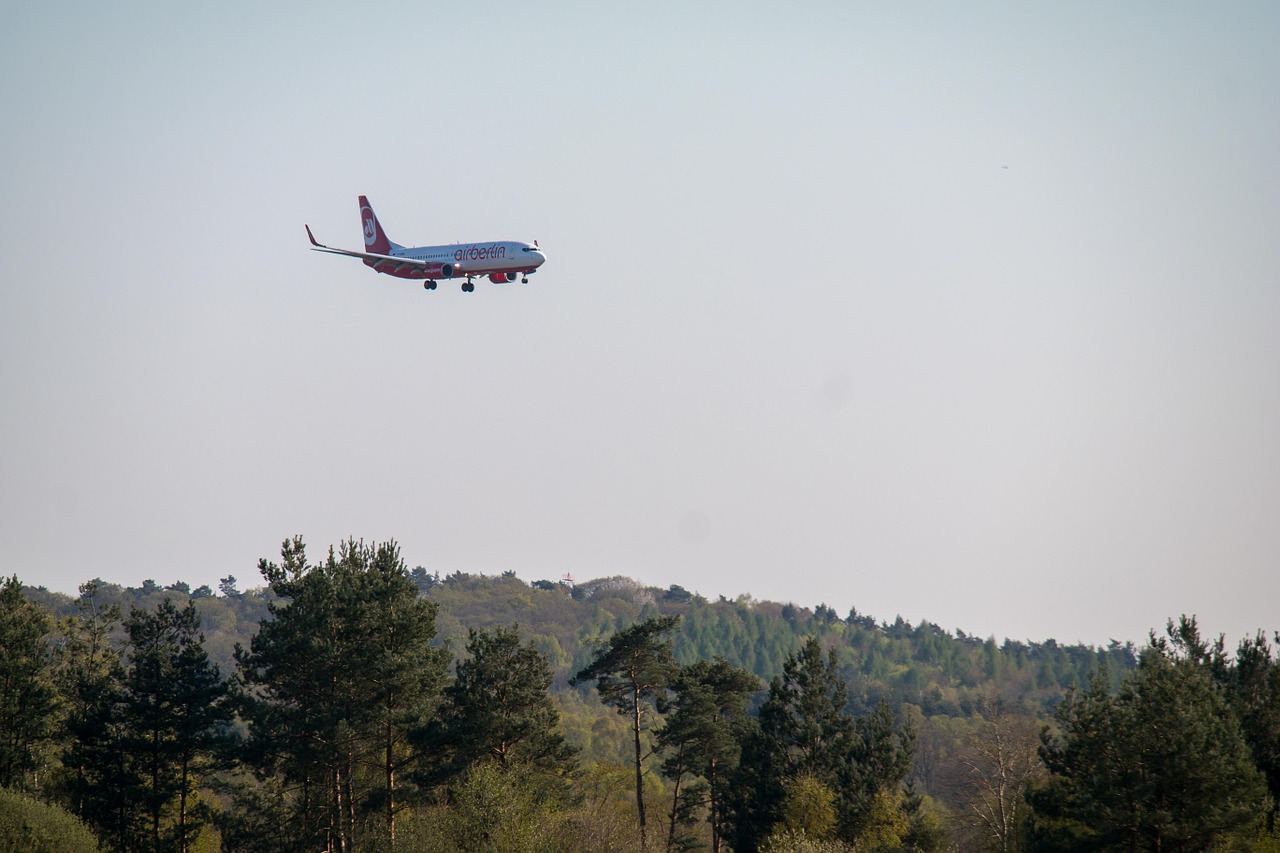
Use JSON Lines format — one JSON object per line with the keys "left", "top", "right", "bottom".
{"left": 306, "top": 196, "right": 545, "bottom": 292}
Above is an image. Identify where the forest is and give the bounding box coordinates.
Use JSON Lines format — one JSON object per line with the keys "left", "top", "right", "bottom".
{"left": 2, "top": 536, "right": 1278, "bottom": 853}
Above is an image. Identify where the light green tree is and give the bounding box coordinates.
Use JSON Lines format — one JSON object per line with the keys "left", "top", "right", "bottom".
{"left": 778, "top": 774, "right": 837, "bottom": 840}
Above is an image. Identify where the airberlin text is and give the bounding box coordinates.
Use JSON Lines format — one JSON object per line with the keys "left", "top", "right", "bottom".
{"left": 454, "top": 244, "right": 506, "bottom": 262}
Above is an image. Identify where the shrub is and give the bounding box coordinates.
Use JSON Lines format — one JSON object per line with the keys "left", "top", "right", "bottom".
{"left": 0, "top": 788, "right": 101, "bottom": 853}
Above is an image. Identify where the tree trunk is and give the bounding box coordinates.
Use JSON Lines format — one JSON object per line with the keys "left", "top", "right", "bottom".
{"left": 633, "top": 680, "right": 647, "bottom": 848}
{"left": 343, "top": 753, "right": 356, "bottom": 852}
{"left": 151, "top": 727, "right": 161, "bottom": 853}
{"left": 386, "top": 719, "right": 396, "bottom": 846}
{"left": 709, "top": 757, "right": 721, "bottom": 853}
{"left": 666, "top": 745, "right": 686, "bottom": 853}
{"left": 179, "top": 753, "right": 190, "bottom": 853}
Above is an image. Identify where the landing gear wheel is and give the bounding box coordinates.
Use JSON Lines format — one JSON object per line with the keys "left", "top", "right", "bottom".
{"left": 424, "top": 280, "right": 437, "bottom": 291}
{"left": 462, "top": 281, "right": 475, "bottom": 293}
{"left": 521, "top": 277, "right": 529, "bottom": 284}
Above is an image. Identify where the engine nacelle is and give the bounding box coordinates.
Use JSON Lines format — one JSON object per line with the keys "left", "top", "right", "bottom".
{"left": 488, "top": 272, "right": 515, "bottom": 284}
{"left": 417, "top": 263, "right": 455, "bottom": 279}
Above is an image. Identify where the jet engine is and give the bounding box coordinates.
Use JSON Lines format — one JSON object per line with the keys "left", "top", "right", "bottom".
{"left": 419, "top": 263, "right": 455, "bottom": 279}
{"left": 488, "top": 272, "right": 516, "bottom": 284}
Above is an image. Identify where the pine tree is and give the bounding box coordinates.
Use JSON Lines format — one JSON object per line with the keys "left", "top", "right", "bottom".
{"left": 123, "top": 598, "right": 230, "bottom": 853}
{"left": 573, "top": 614, "right": 680, "bottom": 849}
{"left": 236, "top": 536, "right": 345, "bottom": 851}
{"left": 341, "top": 540, "right": 449, "bottom": 844}
{"left": 1033, "top": 642, "right": 1266, "bottom": 852}
{"left": 1228, "top": 631, "right": 1280, "bottom": 832}
{"left": 657, "top": 657, "right": 759, "bottom": 853}
{"left": 727, "top": 637, "right": 914, "bottom": 852}
{"left": 0, "top": 575, "right": 57, "bottom": 790}
{"left": 236, "top": 537, "right": 448, "bottom": 852}
{"left": 58, "top": 581, "right": 135, "bottom": 851}
{"left": 426, "top": 624, "right": 577, "bottom": 785}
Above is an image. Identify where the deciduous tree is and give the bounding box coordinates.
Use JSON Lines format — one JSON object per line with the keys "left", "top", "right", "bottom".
{"left": 952, "top": 701, "right": 1042, "bottom": 852}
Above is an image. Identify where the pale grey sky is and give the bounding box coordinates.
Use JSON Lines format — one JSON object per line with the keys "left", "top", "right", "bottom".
{"left": 2, "top": 1, "right": 1277, "bottom": 645}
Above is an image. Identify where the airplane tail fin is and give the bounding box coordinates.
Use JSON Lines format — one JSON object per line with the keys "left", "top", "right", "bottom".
{"left": 358, "top": 196, "right": 394, "bottom": 254}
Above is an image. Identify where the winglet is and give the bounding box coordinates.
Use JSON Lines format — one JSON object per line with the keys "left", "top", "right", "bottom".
{"left": 306, "top": 224, "right": 321, "bottom": 247}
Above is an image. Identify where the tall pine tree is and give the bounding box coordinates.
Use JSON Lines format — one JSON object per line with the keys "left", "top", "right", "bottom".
{"left": 0, "top": 575, "right": 57, "bottom": 791}
{"left": 123, "top": 598, "right": 230, "bottom": 853}
{"left": 236, "top": 537, "right": 448, "bottom": 852}
{"left": 656, "top": 657, "right": 758, "bottom": 853}
{"left": 573, "top": 614, "right": 680, "bottom": 849}
{"left": 58, "top": 581, "right": 135, "bottom": 851}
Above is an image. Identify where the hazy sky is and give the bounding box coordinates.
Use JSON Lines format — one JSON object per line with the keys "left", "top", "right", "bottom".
{"left": 3, "top": 1, "right": 1277, "bottom": 646}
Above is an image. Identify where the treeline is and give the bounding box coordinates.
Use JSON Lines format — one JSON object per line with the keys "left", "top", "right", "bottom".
{"left": 3, "top": 537, "right": 1279, "bottom": 852}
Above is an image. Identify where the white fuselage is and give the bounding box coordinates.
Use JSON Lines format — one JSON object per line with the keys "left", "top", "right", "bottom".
{"left": 392, "top": 241, "right": 545, "bottom": 277}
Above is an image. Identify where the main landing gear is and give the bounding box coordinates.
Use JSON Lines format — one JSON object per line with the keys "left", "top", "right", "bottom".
{"left": 461, "top": 279, "right": 475, "bottom": 293}
{"left": 423, "top": 280, "right": 437, "bottom": 291}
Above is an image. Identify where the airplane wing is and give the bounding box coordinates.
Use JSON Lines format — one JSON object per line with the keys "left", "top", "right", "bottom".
{"left": 305, "top": 225, "right": 455, "bottom": 273}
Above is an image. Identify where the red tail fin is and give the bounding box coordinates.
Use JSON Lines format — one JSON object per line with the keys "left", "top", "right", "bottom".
{"left": 358, "top": 196, "right": 392, "bottom": 254}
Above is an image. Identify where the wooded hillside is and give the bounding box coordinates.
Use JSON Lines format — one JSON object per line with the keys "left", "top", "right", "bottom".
{"left": 4, "top": 537, "right": 1276, "bottom": 852}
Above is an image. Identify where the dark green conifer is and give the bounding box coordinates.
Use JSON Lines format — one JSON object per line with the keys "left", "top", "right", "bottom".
{"left": 573, "top": 614, "right": 680, "bottom": 849}
{"left": 0, "top": 575, "right": 57, "bottom": 791}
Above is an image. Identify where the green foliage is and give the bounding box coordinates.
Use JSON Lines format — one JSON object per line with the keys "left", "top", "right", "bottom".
{"left": 123, "top": 597, "right": 231, "bottom": 852}
{"left": 56, "top": 582, "right": 132, "bottom": 851}
{"left": 418, "top": 763, "right": 566, "bottom": 853}
{"left": 25, "top": 566, "right": 1140, "bottom": 735}
{"left": 857, "top": 788, "right": 910, "bottom": 850}
{"left": 424, "top": 624, "right": 578, "bottom": 787}
{"left": 0, "top": 576, "right": 57, "bottom": 790}
{"left": 778, "top": 775, "right": 838, "bottom": 840}
{"left": 574, "top": 614, "right": 681, "bottom": 849}
{"left": 17, "top": 564, "right": 1280, "bottom": 853}
{"left": 0, "top": 788, "right": 101, "bottom": 853}
{"left": 1032, "top": 625, "right": 1268, "bottom": 852}
{"left": 759, "top": 828, "right": 855, "bottom": 852}
{"left": 1221, "top": 629, "right": 1280, "bottom": 834}
{"left": 234, "top": 536, "right": 449, "bottom": 851}
{"left": 729, "top": 638, "right": 916, "bottom": 852}
{"left": 658, "top": 657, "right": 760, "bottom": 851}
{"left": 944, "top": 700, "right": 1043, "bottom": 852}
